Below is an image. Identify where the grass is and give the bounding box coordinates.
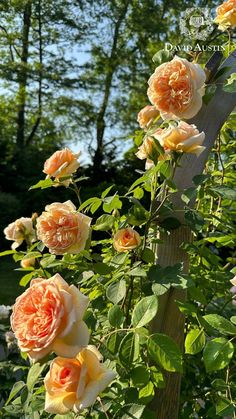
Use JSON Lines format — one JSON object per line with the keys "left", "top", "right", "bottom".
{"left": 0, "top": 257, "right": 23, "bottom": 305}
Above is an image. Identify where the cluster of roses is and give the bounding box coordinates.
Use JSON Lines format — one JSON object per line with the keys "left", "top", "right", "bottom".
{"left": 135, "top": 0, "right": 236, "bottom": 168}
{"left": 4, "top": 148, "right": 142, "bottom": 415}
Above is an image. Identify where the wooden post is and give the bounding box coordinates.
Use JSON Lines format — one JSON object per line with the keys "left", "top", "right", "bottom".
{"left": 150, "top": 50, "right": 236, "bottom": 419}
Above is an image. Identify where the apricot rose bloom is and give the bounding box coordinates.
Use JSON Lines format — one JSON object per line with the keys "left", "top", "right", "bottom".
{"left": 37, "top": 200, "right": 91, "bottom": 255}
{"left": 113, "top": 228, "right": 141, "bottom": 252}
{"left": 43, "top": 148, "right": 80, "bottom": 184}
{"left": 215, "top": 0, "right": 236, "bottom": 30}
{"left": 147, "top": 56, "right": 206, "bottom": 120}
{"left": 45, "top": 346, "right": 116, "bottom": 414}
{"left": 137, "top": 105, "right": 160, "bottom": 129}
{"left": 4, "top": 217, "right": 36, "bottom": 250}
{"left": 11, "top": 274, "right": 89, "bottom": 360}
{"left": 154, "top": 121, "right": 205, "bottom": 156}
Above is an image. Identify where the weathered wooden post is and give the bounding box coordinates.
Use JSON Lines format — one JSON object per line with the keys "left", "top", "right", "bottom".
{"left": 150, "top": 49, "right": 236, "bottom": 418}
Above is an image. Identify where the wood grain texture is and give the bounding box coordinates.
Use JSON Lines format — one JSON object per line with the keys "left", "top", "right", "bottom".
{"left": 150, "top": 50, "right": 236, "bottom": 419}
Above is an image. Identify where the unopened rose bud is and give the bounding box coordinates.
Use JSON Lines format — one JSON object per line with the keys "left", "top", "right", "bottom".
{"left": 112, "top": 209, "right": 120, "bottom": 218}
{"left": 21, "top": 257, "right": 35, "bottom": 269}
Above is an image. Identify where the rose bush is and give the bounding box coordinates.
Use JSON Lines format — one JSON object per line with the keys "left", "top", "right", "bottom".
{"left": 1, "top": 26, "right": 236, "bottom": 418}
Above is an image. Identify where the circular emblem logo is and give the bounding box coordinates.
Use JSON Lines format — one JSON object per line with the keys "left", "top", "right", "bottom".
{"left": 180, "top": 7, "right": 214, "bottom": 41}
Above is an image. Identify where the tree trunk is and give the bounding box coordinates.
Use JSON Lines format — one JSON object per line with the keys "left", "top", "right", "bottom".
{"left": 93, "top": 1, "right": 130, "bottom": 178}
{"left": 150, "top": 49, "right": 236, "bottom": 419}
{"left": 16, "top": 1, "right": 31, "bottom": 148}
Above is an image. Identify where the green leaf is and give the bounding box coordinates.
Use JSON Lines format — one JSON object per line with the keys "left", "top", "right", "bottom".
{"left": 108, "top": 305, "right": 124, "bottom": 328}
{"left": 101, "top": 185, "right": 114, "bottom": 198}
{"left": 93, "top": 262, "right": 114, "bottom": 275}
{"left": 93, "top": 214, "right": 115, "bottom": 231}
{"left": 5, "top": 381, "right": 26, "bottom": 405}
{"left": 29, "top": 178, "right": 54, "bottom": 190}
{"left": 131, "top": 366, "right": 150, "bottom": 387}
{"left": 152, "top": 282, "right": 170, "bottom": 296}
{"left": 119, "top": 332, "right": 140, "bottom": 367}
{"left": 132, "top": 296, "right": 158, "bottom": 328}
{"left": 181, "top": 187, "right": 197, "bottom": 205}
{"left": 203, "top": 338, "right": 234, "bottom": 372}
{"left": 230, "top": 316, "right": 236, "bottom": 325}
{"left": 79, "top": 197, "right": 102, "bottom": 212}
{"left": 127, "top": 204, "right": 149, "bottom": 226}
{"left": 115, "top": 404, "right": 145, "bottom": 419}
{"left": 141, "top": 248, "right": 155, "bottom": 264}
{"left": 106, "top": 332, "right": 122, "bottom": 355}
{"left": 223, "top": 72, "right": 236, "bottom": 93}
{"left": 209, "top": 186, "right": 236, "bottom": 201}
{"left": 106, "top": 280, "right": 126, "bottom": 304}
{"left": 203, "top": 314, "right": 236, "bottom": 336}
{"left": 129, "top": 267, "right": 147, "bottom": 277}
{"left": 185, "top": 327, "right": 205, "bottom": 355}
{"left": 159, "top": 217, "right": 181, "bottom": 230}
{"left": 111, "top": 253, "right": 129, "bottom": 265}
{"left": 203, "top": 84, "right": 217, "bottom": 105}
{"left": 148, "top": 333, "right": 183, "bottom": 373}
{"left": 103, "top": 194, "right": 122, "bottom": 213}
{"left": 175, "top": 301, "right": 197, "bottom": 316}
{"left": 216, "top": 397, "right": 235, "bottom": 416}
{"left": 138, "top": 381, "right": 154, "bottom": 404}
{"left": 54, "top": 414, "right": 74, "bottom": 419}
{"left": 19, "top": 272, "right": 36, "bottom": 287}
{"left": 40, "top": 254, "right": 56, "bottom": 268}
{"left": 27, "top": 363, "right": 45, "bottom": 391}
{"left": 22, "top": 251, "right": 42, "bottom": 261}
{"left": 0, "top": 250, "right": 16, "bottom": 257}
{"left": 192, "top": 174, "right": 210, "bottom": 186}
{"left": 185, "top": 209, "right": 205, "bottom": 232}
{"left": 152, "top": 49, "right": 173, "bottom": 65}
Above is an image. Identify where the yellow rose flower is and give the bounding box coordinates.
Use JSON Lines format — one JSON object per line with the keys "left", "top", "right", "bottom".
{"left": 154, "top": 121, "right": 205, "bottom": 156}
{"left": 215, "top": 0, "right": 236, "bottom": 30}
{"left": 45, "top": 346, "right": 116, "bottom": 414}
{"left": 113, "top": 228, "right": 141, "bottom": 252}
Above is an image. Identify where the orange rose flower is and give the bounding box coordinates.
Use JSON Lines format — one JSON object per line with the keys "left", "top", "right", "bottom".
{"left": 45, "top": 346, "right": 116, "bottom": 414}
{"left": 4, "top": 217, "right": 36, "bottom": 249}
{"left": 11, "top": 274, "right": 89, "bottom": 360}
{"left": 36, "top": 200, "right": 91, "bottom": 255}
{"left": 113, "top": 228, "right": 141, "bottom": 252}
{"left": 136, "top": 129, "right": 164, "bottom": 169}
{"left": 215, "top": 0, "right": 236, "bottom": 30}
{"left": 43, "top": 148, "right": 80, "bottom": 185}
{"left": 154, "top": 121, "right": 205, "bottom": 156}
{"left": 137, "top": 105, "right": 160, "bottom": 129}
{"left": 147, "top": 56, "right": 206, "bottom": 120}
